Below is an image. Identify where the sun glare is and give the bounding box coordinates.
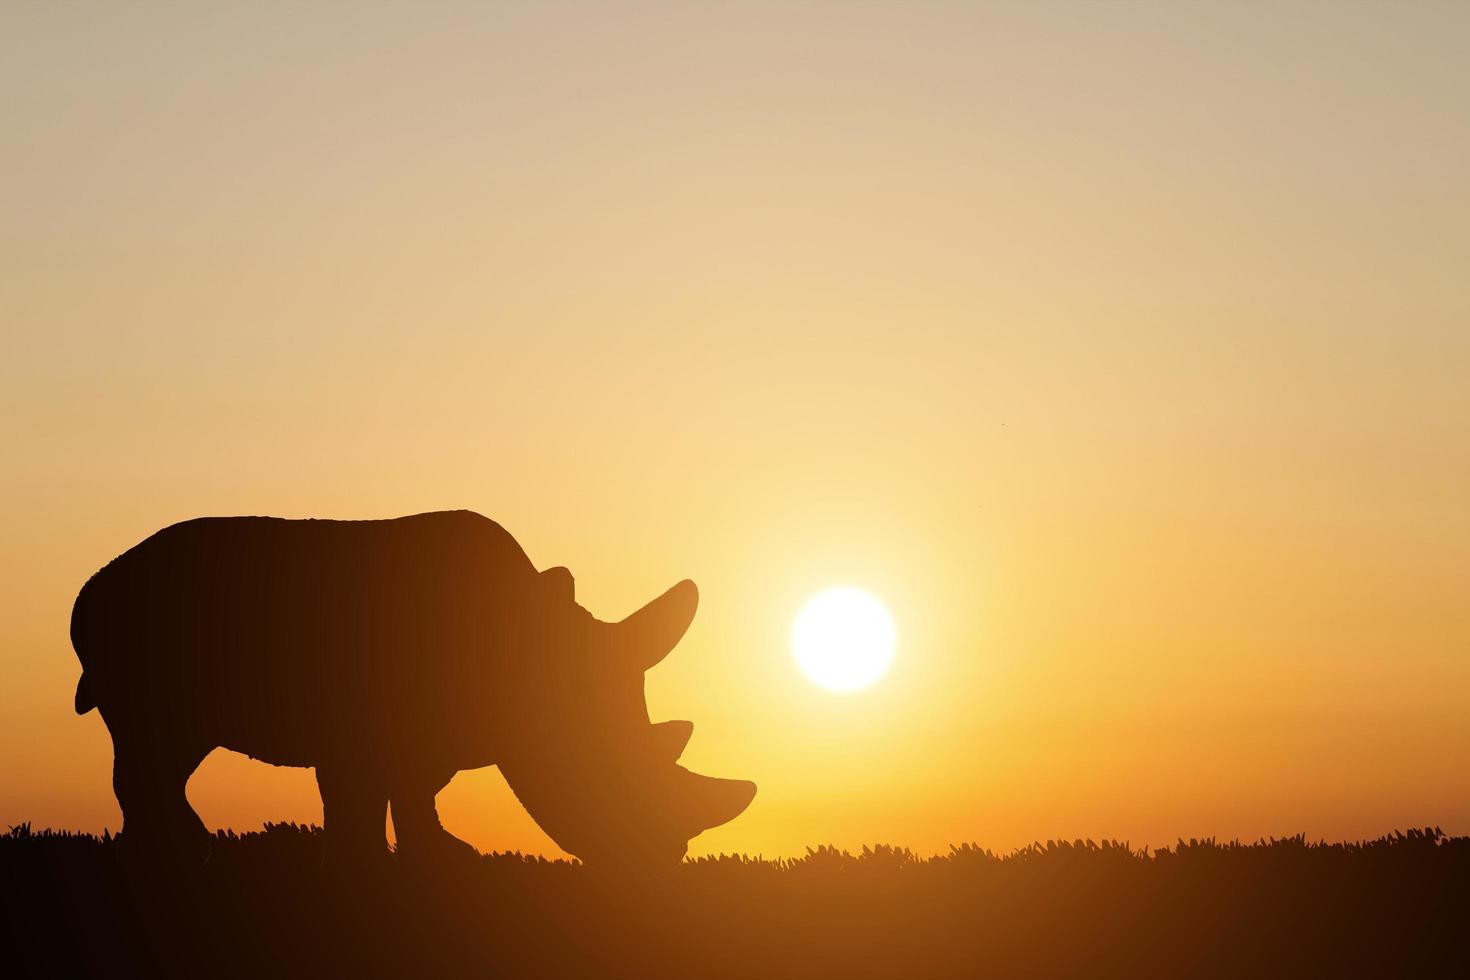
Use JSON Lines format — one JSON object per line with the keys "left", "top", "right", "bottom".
{"left": 792, "top": 587, "right": 896, "bottom": 692}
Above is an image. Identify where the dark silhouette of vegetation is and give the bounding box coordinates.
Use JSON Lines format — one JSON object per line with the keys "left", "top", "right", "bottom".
{"left": 3, "top": 822, "right": 1466, "bottom": 978}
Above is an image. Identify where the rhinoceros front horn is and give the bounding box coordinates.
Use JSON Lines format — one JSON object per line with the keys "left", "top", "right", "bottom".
{"left": 616, "top": 579, "right": 698, "bottom": 671}
{"left": 670, "top": 766, "right": 757, "bottom": 837}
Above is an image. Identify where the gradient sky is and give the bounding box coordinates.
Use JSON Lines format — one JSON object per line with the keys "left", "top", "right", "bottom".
{"left": 4, "top": 2, "right": 1468, "bottom": 858}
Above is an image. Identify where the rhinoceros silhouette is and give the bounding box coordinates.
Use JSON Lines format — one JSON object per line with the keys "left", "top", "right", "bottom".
{"left": 70, "top": 511, "right": 755, "bottom": 869}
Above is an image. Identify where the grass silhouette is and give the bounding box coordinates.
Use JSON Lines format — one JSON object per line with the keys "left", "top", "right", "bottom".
{"left": 4, "top": 822, "right": 1467, "bottom": 978}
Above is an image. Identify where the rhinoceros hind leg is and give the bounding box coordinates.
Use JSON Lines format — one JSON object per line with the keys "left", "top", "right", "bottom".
{"left": 109, "top": 730, "right": 213, "bottom": 867}
{"left": 316, "top": 765, "right": 389, "bottom": 866}
{"left": 390, "top": 771, "right": 478, "bottom": 865}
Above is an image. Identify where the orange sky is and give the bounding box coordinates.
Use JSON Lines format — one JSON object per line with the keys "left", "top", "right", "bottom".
{"left": 3, "top": 3, "right": 1468, "bottom": 858}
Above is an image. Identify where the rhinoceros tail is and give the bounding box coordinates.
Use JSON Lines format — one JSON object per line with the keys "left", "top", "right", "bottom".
{"left": 70, "top": 578, "right": 100, "bottom": 714}
{"left": 74, "top": 674, "right": 97, "bottom": 714}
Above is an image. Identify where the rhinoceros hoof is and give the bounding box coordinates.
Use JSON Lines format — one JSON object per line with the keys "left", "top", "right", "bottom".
{"left": 395, "top": 830, "right": 481, "bottom": 871}
{"left": 116, "top": 828, "right": 213, "bottom": 872}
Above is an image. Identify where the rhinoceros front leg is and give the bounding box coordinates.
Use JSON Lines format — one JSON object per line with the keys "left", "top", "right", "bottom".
{"left": 315, "top": 764, "right": 389, "bottom": 866}
{"left": 108, "top": 723, "right": 213, "bottom": 866}
{"left": 390, "top": 770, "right": 479, "bottom": 865}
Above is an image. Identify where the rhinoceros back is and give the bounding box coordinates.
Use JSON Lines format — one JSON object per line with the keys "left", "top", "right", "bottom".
{"left": 70, "top": 510, "right": 537, "bottom": 766}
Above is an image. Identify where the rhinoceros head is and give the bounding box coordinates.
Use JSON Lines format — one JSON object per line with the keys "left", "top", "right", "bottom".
{"left": 497, "top": 573, "right": 756, "bottom": 871}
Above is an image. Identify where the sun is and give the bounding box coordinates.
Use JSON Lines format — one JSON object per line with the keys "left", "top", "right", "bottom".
{"left": 791, "top": 587, "right": 897, "bottom": 691}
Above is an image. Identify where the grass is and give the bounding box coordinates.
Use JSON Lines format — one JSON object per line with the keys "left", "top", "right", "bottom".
{"left": 3, "top": 822, "right": 1467, "bottom": 978}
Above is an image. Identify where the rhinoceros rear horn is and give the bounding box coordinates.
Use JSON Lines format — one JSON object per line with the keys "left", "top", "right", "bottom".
{"left": 671, "top": 766, "right": 757, "bottom": 837}
{"left": 651, "top": 720, "right": 694, "bottom": 762}
{"left": 617, "top": 579, "right": 698, "bottom": 671}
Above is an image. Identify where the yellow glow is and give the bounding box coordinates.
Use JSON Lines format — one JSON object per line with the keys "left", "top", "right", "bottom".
{"left": 792, "top": 588, "right": 897, "bottom": 692}
{"left": 3, "top": 3, "right": 1469, "bottom": 860}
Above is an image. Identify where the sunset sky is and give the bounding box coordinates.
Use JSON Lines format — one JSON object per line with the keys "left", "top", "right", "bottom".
{"left": 4, "top": 3, "right": 1467, "bottom": 859}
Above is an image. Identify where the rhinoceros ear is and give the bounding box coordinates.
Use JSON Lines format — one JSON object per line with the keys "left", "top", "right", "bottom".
{"left": 540, "top": 565, "right": 575, "bottom": 604}
{"left": 650, "top": 720, "right": 694, "bottom": 762}
{"left": 617, "top": 579, "right": 698, "bottom": 671}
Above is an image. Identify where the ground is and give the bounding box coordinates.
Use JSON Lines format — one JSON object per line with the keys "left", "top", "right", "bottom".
{"left": 3, "top": 823, "right": 1467, "bottom": 978}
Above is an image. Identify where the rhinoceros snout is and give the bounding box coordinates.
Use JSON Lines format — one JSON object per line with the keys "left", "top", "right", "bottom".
{"left": 500, "top": 759, "right": 757, "bottom": 871}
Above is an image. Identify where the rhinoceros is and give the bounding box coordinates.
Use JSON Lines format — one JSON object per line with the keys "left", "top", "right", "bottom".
{"left": 70, "top": 510, "right": 755, "bottom": 869}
